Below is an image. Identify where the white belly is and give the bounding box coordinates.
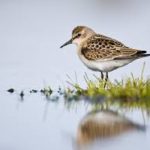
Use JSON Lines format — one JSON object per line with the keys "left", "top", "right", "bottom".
{"left": 78, "top": 54, "right": 134, "bottom": 72}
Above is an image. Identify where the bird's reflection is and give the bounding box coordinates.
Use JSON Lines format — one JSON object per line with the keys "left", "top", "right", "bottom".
{"left": 76, "top": 109, "right": 146, "bottom": 147}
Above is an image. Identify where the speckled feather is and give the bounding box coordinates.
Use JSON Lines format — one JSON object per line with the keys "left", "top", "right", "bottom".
{"left": 81, "top": 34, "right": 147, "bottom": 61}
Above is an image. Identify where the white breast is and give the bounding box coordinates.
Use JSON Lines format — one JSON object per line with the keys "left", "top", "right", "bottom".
{"left": 77, "top": 50, "right": 134, "bottom": 72}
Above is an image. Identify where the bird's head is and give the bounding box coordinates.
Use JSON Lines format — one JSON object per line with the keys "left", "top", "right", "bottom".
{"left": 60, "top": 26, "right": 95, "bottom": 48}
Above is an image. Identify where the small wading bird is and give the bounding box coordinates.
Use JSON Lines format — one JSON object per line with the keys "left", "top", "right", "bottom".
{"left": 60, "top": 26, "right": 150, "bottom": 87}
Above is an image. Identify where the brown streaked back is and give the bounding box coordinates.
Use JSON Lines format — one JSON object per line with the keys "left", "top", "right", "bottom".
{"left": 81, "top": 34, "right": 148, "bottom": 61}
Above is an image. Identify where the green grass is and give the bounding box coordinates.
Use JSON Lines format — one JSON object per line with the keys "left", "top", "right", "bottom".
{"left": 63, "top": 64, "right": 150, "bottom": 110}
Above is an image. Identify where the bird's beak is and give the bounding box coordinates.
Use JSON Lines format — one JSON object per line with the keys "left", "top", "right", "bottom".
{"left": 60, "top": 38, "right": 72, "bottom": 48}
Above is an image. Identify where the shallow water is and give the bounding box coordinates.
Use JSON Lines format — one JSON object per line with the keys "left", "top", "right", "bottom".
{"left": 0, "top": 0, "right": 150, "bottom": 150}
{"left": 0, "top": 92, "right": 150, "bottom": 150}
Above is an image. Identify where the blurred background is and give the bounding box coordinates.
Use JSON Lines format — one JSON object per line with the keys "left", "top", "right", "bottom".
{"left": 0, "top": 1, "right": 150, "bottom": 150}
{"left": 0, "top": 0, "right": 150, "bottom": 89}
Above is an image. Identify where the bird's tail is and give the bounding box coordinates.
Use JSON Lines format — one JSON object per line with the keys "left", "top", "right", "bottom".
{"left": 137, "top": 50, "right": 150, "bottom": 57}
{"left": 140, "top": 54, "right": 150, "bottom": 57}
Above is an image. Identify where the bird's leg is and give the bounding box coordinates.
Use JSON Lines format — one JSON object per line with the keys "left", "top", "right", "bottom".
{"left": 104, "top": 72, "right": 109, "bottom": 88}
{"left": 100, "top": 71, "right": 104, "bottom": 80}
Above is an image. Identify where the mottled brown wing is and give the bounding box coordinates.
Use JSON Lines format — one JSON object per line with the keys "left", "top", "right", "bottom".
{"left": 81, "top": 34, "right": 144, "bottom": 61}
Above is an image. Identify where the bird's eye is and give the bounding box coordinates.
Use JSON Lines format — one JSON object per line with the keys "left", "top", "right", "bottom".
{"left": 77, "top": 33, "right": 81, "bottom": 37}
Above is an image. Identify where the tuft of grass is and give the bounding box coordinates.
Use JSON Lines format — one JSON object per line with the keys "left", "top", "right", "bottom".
{"left": 63, "top": 65, "right": 150, "bottom": 110}
{"left": 41, "top": 86, "right": 53, "bottom": 97}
